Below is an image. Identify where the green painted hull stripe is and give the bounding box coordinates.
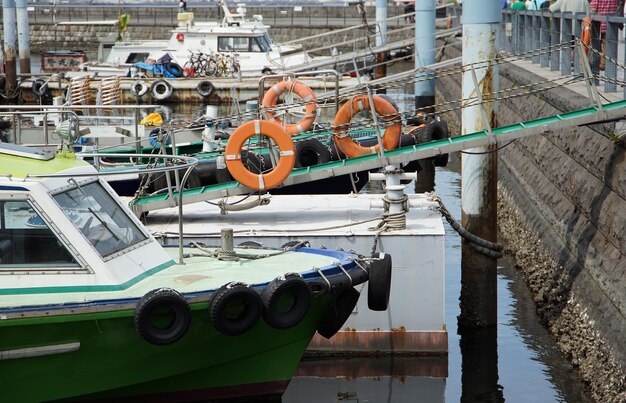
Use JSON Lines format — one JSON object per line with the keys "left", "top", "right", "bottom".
{"left": 0, "top": 259, "right": 176, "bottom": 296}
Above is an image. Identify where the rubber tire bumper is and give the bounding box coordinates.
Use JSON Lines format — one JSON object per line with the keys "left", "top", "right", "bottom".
{"left": 317, "top": 287, "right": 361, "bottom": 339}
{"left": 134, "top": 288, "right": 191, "bottom": 345}
{"left": 261, "top": 275, "right": 312, "bottom": 329}
{"left": 367, "top": 252, "right": 392, "bottom": 311}
{"left": 209, "top": 283, "right": 262, "bottom": 336}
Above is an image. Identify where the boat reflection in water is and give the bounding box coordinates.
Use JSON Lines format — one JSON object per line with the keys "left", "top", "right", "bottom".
{"left": 284, "top": 356, "right": 447, "bottom": 402}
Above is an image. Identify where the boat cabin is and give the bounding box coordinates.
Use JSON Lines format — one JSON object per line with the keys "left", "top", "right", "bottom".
{"left": 0, "top": 143, "right": 173, "bottom": 291}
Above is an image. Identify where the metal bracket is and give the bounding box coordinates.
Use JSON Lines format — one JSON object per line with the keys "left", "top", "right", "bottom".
{"left": 577, "top": 40, "right": 603, "bottom": 112}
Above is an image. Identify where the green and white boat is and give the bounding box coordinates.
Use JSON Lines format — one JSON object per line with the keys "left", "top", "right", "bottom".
{"left": 0, "top": 143, "right": 390, "bottom": 402}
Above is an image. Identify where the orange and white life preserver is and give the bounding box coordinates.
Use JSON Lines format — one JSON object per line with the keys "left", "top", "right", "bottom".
{"left": 225, "top": 120, "right": 295, "bottom": 191}
{"left": 581, "top": 16, "right": 591, "bottom": 57}
{"left": 262, "top": 81, "right": 317, "bottom": 136}
{"left": 176, "top": 32, "right": 185, "bottom": 42}
{"left": 333, "top": 95, "right": 402, "bottom": 158}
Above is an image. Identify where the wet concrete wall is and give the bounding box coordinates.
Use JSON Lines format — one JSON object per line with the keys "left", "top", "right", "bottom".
{"left": 437, "top": 39, "right": 626, "bottom": 401}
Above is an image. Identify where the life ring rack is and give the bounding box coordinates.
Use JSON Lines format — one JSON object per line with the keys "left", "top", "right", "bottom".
{"left": 176, "top": 32, "right": 185, "bottom": 42}
{"left": 262, "top": 80, "right": 317, "bottom": 136}
{"left": 224, "top": 119, "right": 295, "bottom": 191}
{"left": 333, "top": 95, "right": 402, "bottom": 158}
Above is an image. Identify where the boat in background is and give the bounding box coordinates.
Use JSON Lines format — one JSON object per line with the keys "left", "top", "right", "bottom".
{"left": 0, "top": 142, "right": 390, "bottom": 401}
{"left": 81, "top": 0, "right": 313, "bottom": 78}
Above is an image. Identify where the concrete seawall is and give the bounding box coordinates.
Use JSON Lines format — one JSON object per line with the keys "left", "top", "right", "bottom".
{"left": 438, "top": 39, "right": 626, "bottom": 401}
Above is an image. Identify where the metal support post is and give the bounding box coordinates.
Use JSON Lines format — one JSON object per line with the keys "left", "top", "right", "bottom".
{"left": 524, "top": 13, "right": 532, "bottom": 54}
{"left": 532, "top": 13, "right": 540, "bottom": 63}
{"left": 16, "top": 0, "right": 31, "bottom": 76}
{"left": 414, "top": 0, "right": 436, "bottom": 112}
{"left": 374, "top": 0, "right": 388, "bottom": 90}
{"left": 3, "top": 0, "right": 18, "bottom": 94}
{"left": 573, "top": 13, "right": 583, "bottom": 75}
{"left": 605, "top": 20, "right": 618, "bottom": 93}
{"left": 540, "top": 13, "right": 550, "bottom": 68}
{"left": 460, "top": 0, "right": 500, "bottom": 329}
{"left": 550, "top": 14, "right": 560, "bottom": 71}
{"left": 561, "top": 14, "right": 573, "bottom": 76}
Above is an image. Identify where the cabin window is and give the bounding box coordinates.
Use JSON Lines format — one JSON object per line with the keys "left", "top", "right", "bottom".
{"left": 0, "top": 200, "right": 78, "bottom": 268}
{"left": 218, "top": 36, "right": 250, "bottom": 52}
{"left": 125, "top": 53, "right": 150, "bottom": 64}
{"left": 53, "top": 181, "right": 147, "bottom": 258}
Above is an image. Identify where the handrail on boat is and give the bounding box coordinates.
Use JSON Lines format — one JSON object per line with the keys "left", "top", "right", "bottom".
{"left": 0, "top": 104, "right": 163, "bottom": 152}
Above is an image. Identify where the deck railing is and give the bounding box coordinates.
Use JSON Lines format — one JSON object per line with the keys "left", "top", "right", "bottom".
{"left": 18, "top": 3, "right": 418, "bottom": 29}
{"left": 502, "top": 9, "right": 626, "bottom": 98}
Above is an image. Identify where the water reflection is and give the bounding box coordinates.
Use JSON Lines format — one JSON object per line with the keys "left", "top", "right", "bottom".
{"left": 459, "top": 326, "right": 503, "bottom": 403}
{"left": 283, "top": 356, "right": 447, "bottom": 403}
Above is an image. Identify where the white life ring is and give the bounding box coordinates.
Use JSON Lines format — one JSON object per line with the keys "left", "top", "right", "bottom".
{"left": 151, "top": 79, "right": 173, "bottom": 101}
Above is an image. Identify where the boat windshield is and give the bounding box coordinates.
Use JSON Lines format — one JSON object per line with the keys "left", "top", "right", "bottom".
{"left": 53, "top": 181, "right": 147, "bottom": 258}
{"left": 259, "top": 33, "right": 272, "bottom": 52}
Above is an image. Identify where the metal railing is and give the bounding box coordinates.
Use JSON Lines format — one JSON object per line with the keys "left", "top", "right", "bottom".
{"left": 502, "top": 9, "right": 626, "bottom": 98}
{"left": 16, "top": 3, "right": 417, "bottom": 29}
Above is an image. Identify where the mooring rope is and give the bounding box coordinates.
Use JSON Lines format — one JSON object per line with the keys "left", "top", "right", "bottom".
{"left": 430, "top": 194, "right": 504, "bottom": 259}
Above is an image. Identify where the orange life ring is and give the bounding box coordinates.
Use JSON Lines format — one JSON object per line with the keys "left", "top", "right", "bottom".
{"left": 333, "top": 95, "right": 402, "bottom": 158}
{"left": 581, "top": 16, "right": 591, "bottom": 57}
{"left": 262, "top": 81, "right": 317, "bottom": 136}
{"left": 176, "top": 32, "right": 185, "bottom": 42}
{"left": 225, "top": 120, "right": 295, "bottom": 191}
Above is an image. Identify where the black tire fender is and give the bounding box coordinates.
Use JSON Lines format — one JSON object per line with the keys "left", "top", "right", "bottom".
{"left": 151, "top": 79, "right": 173, "bottom": 101}
{"left": 130, "top": 79, "right": 149, "bottom": 98}
{"left": 31, "top": 79, "right": 49, "bottom": 97}
{"left": 294, "top": 138, "right": 332, "bottom": 168}
{"left": 134, "top": 288, "right": 191, "bottom": 345}
{"left": 261, "top": 275, "right": 312, "bottom": 329}
{"left": 165, "top": 62, "right": 184, "bottom": 78}
{"left": 428, "top": 121, "right": 450, "bottom": 167}
{"left": 209, "top": 283, "right": 262, "bottom": 336}
{"left": 367, "top": 252, "right": 392, "bottom": 311}
{"left": 196, "top": 80, "right": 215, "bottom": 97}
{"left": 317, "top": 287, "right": 360, "bottom": 339}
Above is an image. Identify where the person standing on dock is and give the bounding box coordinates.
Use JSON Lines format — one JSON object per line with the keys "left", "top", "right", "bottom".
{"left": 179, "top": 0, "right": 187, "bottom": 13}
{"left": 549, "top": 0, "right": 591, "bottom": 13}
{"left": 589, "top": 0, "right": 621, "bottom": 70}
{"left": 512, "top": 0, "right": 527, "bottom": 9}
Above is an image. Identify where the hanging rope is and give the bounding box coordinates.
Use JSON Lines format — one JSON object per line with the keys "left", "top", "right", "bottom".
{"left": 430, "top": 194, "right": 504, "bottom": 259}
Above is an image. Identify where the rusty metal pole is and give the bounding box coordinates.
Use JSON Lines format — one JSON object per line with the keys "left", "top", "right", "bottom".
{"left": 460, "top": 0, "right": 500, "bottom": 329}
{"left": 414, "top": 0, "right": 435, "bottom": 113}
{"left": 3, "top": 0, "right": 18, "bottom": 94}
{"left": 16, "top": 0, "right": 32, "bottom": 76}
{"left": 374, "top": 0, "right": 388, "bottom": 91}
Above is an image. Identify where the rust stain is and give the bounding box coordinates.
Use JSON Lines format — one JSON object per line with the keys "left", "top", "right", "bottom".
{"left": 297, "top": 353, "right": 448, "bottom": 378}
{"left": 308, "top": 330, "right": 448, "bottom": 356}
{"left": 174, "top": 274, "right": 210, "bottom": 285}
